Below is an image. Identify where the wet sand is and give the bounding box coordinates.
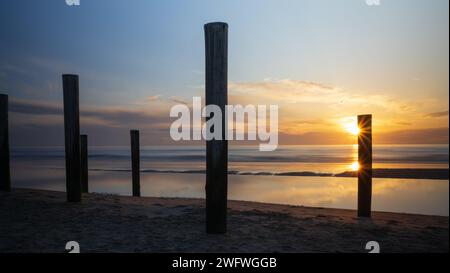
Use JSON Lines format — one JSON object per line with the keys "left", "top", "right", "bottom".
{"left": 0, "top": 188, "right": 448, "bottom": 253}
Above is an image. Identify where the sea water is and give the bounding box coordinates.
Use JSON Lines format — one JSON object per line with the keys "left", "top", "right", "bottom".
{"left": 10, "top": 144, "right": 449, "bottom": 216}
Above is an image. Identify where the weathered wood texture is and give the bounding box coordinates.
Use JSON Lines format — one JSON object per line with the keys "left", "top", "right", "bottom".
{"left": 358, "top": 114, "right": 372, "bottom": 217}
{"left": 0, "top": 94, "right": 11, "bottom": 192}
{"left": 63, "top": 74, "right": 82, "bottom": 202}
{"left": 204, "top": 22, "right": 228, "bottom": 234}
{"left": 130, "top": 130, "right": 140, "bottom": 197}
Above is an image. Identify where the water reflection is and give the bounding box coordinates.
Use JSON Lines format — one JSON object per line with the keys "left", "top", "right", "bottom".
{"left": 11, "top": 163, "right": 449, "bottom": 216}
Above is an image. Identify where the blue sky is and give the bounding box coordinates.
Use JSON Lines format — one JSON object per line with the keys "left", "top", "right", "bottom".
{"left": 0, "top": 0, "right": 448, "bottom": 146}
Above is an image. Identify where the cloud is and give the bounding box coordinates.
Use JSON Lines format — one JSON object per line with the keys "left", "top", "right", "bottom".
{"left": 276, "top": 127, "right": 449, "bottom": 145}
{"left": 230, "top": 79, "right": 335, "bottom": 93}
{"left": 10, "top": 99, "right": 62, "bottom": 116}
{"left": 9, "top": 98, "right": 171, "bottom": 129}
{"left": 396, "top": 122, "right": 412, "bottom": 126}
{"left": 86, "top": 108, "right": 169, "bottom": 128}
{"left": 228, "top": 78, "right": 450, "bottom": 137}
{"left": 8, "top": 98, "right": 176, "bottom": 146}
{"left": 169, "top": 96, "right": 189, "bottom": 104}
{"left": 7, "top": 78, "right": 449, "bottom": 146}
{"left": 229, "top": 79, "right": 339, "bottom": 104}
{"left": 0, "top": 64, "right": 31, "bottom": 76}
{"left": 291, "top": 119, "right": 326, "bottom": 125}
{"left": 376, "top": 128, "right": 449, "bottom": 144}
{"left": 228, "top": 79, "right": 416, "bottom": 117}
{"left": 147, "top": 95, "right": 162, "bottom": 101}
{"left": 426, "top": 110, "right": 449, "bottom": 118}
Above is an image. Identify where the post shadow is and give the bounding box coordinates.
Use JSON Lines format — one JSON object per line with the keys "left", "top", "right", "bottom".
{"left": 358, "top": 114, "right": 372, "bottom": 217}
{"left": 0, "top": 94, "right": 11, "bottom": 192}
{"left": 204, "top": 22, "right": 228, "bottom": 234}
{"left": 63, "top": 74, "right": 82, "bottom": 202}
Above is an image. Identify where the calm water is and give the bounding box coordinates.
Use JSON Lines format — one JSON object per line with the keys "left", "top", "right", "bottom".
{"left": 10, "top": 145, "right": 449, "bottom": 216}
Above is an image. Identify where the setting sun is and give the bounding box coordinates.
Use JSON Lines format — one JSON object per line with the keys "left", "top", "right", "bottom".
{"left": 344, "top": 121, "right": 360, "bottom": 136}
{"left": 351, "top": 162, "right": 360, "bottom": 171}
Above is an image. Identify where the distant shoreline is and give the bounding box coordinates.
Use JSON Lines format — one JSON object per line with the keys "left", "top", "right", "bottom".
{"left": 0, "top": 188, "right": 447, "bottom": 253}
{"left": 85, "top": 168, "right": 449, "bottom": 180}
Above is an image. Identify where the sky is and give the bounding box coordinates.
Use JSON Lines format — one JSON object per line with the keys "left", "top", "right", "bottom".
{"left": 0, "top": 0, "right": 448, "bottom": 146}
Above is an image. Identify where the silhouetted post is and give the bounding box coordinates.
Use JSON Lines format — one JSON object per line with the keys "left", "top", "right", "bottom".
{"left": 130, "top": 130, "right": 140, "bottom": 197}
{"left": 358, "top": 114, "right": 372, "bottom": 217}
{"left": 63, "top": 74, "right": 81, "bottom": 202}
{"left": 205, "top": 22, "right": 228, "bottom": 234}
{"left": 0, "top": 94, "right": 11, "bottom": 192}
{"left": 80, "top": 134, "right": 88, "bottom": 193}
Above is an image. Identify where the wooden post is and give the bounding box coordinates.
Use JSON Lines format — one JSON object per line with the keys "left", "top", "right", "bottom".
{"left": 130, "top": 130, "right": 140, "bottom": 197}
{"left": 358, "top": 114, "right": 372, "bottom": 217}
{"left": 0, "top": 94, "right": 11, "bottom": 192}
{"left": 80, "top": 134, "right": 88, "bottom": 193}
{"left": 63, "top": 74, "right": 82, "bottom": 202}
{"left": 204, "top": 22, "right": 228, "bottom": 234}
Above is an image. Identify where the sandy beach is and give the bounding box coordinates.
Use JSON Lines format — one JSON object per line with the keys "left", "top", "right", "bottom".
{"left": 0, "top": 188, "right": 448, "bottom": 253}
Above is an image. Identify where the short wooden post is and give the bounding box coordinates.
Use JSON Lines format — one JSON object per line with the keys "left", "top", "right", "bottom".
{"left": 358, "top": 114, "right": 372, "bottom": 217}
{"left": 204, "top": 22, "right": 228, "bottom": 234}
{"left": 63, "top": 74, "right": 82, "bottom": 202}
{"left": 130, "top": 130, "right": 140, "bottom": 197}
{"left": 80, "top": 134, "right": 88, "bottom": 193}
{"left": 0, "top": 94, "right": 11, "bottom": 192}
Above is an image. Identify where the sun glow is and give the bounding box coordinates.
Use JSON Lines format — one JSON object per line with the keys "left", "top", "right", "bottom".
{"left": 344, "top": 121, "right": 360, "bottom": 135}
{"left": 351, "top": 162, "right": 360, "bottom": 171}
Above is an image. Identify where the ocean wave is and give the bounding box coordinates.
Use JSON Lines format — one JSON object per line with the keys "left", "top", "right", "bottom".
{"left": 84, "top": 168, "right": 448, "bottom": 180}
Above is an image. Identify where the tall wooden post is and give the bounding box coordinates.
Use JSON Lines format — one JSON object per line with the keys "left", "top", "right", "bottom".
{"left": 80, "top": 134, "right": 88, "bottom": 193}
{"left": 204, "top": 22, "right": 228, "bottom": 234}
{"left": 130, "top": 130, "right": 140, "bottom": 197}
{"left": 63, "top": 74, "right": 81, "bottom": 202}
{"left": 0, "top": 94, "right": 11, "bottom": 192}
{"left": 358, "top": 114, "right": 372, "bottom": 217}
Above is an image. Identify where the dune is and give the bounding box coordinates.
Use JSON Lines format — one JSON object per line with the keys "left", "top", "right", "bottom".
{"left": 0, "top": 188, "right": 448, "bottom": 253}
